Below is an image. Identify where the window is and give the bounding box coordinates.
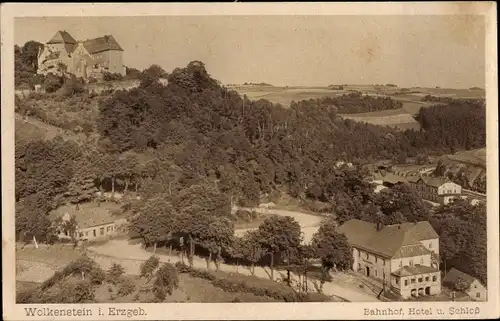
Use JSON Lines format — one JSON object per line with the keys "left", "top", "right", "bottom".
{"left": 411, "top": 278, "right": 416, "bottom": 284}
{"left": 375, "top": 270, "right": 378, "bottom": 277}
{"left": 476, "top": 293, "right": 480, "bottom": 298}
{"left": 79, "top": 232, "right": 84, "bottom": 237}
{"left": 358, "top": 263, "right": 361, "bottom": 269}
{"left": 404, "top": 280, "right": 408, "bottom": 286}
{"left": 382, "top": 259, "right": 385, "bottom": 266}
{"left": 375, "top": 257, "right": 377, "bottom": 263}
{"left": 358, "top": 251, "right": 361, "bottom": 257}
{"left": 399, "top": 261, "right": 402, "bottom": 267}
{"left": 429, "top": 242, "right": 432, "bottom": 248}
{"left": 425, "top": 276, "right": 430, "bottom": 282}
{"left": 432, "top": 275, "right": 437, "bottom": 282}
{"left": 395, "top": 278, "right": 399, "bottom": 285}
{"left": 418, "top": 277, "right": 423, "bottom": 283}
{"left": 93, "top": 229, "right": 96, "bottom": 237}
{"left": 100, "top": 227, "right": 104, "bottom": 235}
{"left": 409, "top": 260, "right": 414, "bottom": 266}
{"left": 366, "top": 253, "right": 369, "bottom": 259}
{"left": 420, "top": 258, "right": 424, "bottom": 264}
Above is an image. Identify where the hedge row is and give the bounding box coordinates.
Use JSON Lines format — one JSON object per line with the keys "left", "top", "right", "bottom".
{"left": 174, "top": 262, "right": 330, "bottom": 302}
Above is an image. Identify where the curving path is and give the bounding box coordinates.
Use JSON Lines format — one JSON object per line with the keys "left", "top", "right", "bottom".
{"left": 88, "top": 239, "right": 379, "bottom": 302}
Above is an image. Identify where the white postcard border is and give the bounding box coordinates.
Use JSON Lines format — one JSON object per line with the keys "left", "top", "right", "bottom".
{"left": 2, "top": 2, "right": 498, "bottom": 320}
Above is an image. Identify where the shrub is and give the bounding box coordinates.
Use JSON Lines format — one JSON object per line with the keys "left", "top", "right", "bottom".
{"left": 152, "top": 263, "right": 180, "bottom": 301}
{"left": 43, "top": 73, "right": 64, "bottom": 93}
{"left": 117, "top": 277, "right": 136, "bottom": 297}
{"left": 140, "top": 255, "right": 160, "bottom": 279}
{"left": 103, "top": 72, "right": 124, "bottom": 81}
{"left": 58, "top": 76, "right": 87, "bottom": 97}
{"left": 107, "top": 263, "right": 125, "bottom": 284}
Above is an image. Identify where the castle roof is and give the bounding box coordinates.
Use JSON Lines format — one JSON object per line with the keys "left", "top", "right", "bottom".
{"left": 336, "top": 219, "right": 438, "bottom": 259}
{"left": 47, "top": 30, "right": 78, "bottom": 54}
{"left": 82, "top": 35, "right": 123, "bottom": 54}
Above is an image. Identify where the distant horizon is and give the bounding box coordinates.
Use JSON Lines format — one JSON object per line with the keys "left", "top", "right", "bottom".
{"left": 15, "top": 15, "right": 486, "bottom": 89}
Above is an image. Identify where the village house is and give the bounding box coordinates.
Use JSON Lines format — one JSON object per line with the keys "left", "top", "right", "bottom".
{"left": 443, "top": 268, "right": 487, "bottom": 301}
{"left": 53, "top": 205, "right": 117, "bottom": 241}
{"left": 407, "top": 176, "right": 465, "bottom": 205}
{"left": 37, "top": 30, "right": 126, "bottom": 79}
{"left": 337, "top": 219, "right": 442, "bottom": 299}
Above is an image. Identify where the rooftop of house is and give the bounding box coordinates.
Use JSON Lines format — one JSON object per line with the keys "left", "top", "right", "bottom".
{"left": 392, "top": 264, "right": 440, "bottom": 277}
{"left": 336, "top": 219, "right": 439, "bottom": 259}
{"left": 47, "top": 30, "right": 78, "bottom": 55}
{"left": 442, "top": 268, "right": 483, "bottom": 289}
{"left": 82, "top": 35, "right": 124, "bottom": 54}
{"left": 45, "top": 31, "right": 123, "bottom": 55}
{"left": 407, "top": 175, "right": 454, "bottom": 188}
{"left": 50, "top": 203, "right": 118, "bottom": 229}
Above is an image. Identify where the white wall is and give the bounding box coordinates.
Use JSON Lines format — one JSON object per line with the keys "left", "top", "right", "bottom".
{"left": 390, "top": 254, "right": 432, "bottom": 272}
{"left": 438, "top": 182, "right": 462, "bottom": 195}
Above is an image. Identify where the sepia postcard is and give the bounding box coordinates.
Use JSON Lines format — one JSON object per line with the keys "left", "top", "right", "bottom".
{"left": 1, "top": 2, "right": 499, "bottom": 320}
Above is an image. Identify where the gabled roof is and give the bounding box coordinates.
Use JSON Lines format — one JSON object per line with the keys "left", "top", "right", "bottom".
{"left": 407, "top": 175, "right": 455, "bottom": 188}
{"left": 337, "top": 219, "right": 439, "bottom": 258}
{"left": 443, "top": 268, "right": 483, "bottom": 289}
{"left": 392, "top": 264, "right": 440, "bottom": 277}
{"left": 46, "top": 31, "right": 78, "bottom": 54}
{"left": 82, "top": 35, "right": 124, "bottom": 54}
{"left": 47, "top": 30, "right": 77, "bottom": 44}
{"left": 52, "top": 204, "right": 116, "bottom": 229}
{"left": 73, "top": 208, "right": 115, "bottom": 229}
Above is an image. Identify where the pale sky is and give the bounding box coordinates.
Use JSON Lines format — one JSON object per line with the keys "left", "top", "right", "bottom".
{"left": 15, "top": 15, "right": 485, "bottom": 88}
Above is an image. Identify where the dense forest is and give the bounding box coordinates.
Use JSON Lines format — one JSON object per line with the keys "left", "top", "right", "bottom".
{"left": 312, "top": 92, "right": 403, "bottom": 114}
{"left": 15, "top": 60, "right": 487, "bottom": 285}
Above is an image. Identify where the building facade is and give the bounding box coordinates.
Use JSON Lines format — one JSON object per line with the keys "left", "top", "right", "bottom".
{"left": 37, "top": 30, "right": 126, "bottom": 79}
{"left": 337, "top": 219, "right": 442, "bottom": 299}
{"left": 57, "top": 208, "right": 117, "bottom": 242}
{"left": 407, "top": 176, "right": 464, "bottom": 205}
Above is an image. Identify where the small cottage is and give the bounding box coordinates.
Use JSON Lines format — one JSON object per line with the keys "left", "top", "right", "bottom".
{"left": 53, "top": 205, "right": 117, "bottom": 241}
{"left": 443, "top": 268, "right": 487, "bottom": 301}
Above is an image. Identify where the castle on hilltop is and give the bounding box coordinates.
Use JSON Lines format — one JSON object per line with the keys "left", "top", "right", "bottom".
{"left": 37, "top": 30, "right": 126, "bottom": 79}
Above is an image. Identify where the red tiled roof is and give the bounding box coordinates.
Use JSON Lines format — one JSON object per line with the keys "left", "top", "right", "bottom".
{"left": 337, "top": 219, "right": 438, "bottom": 258}
{"left": 82, "top": 35, "right": 123, "bottom": 54}
{"left": 392, "top": 264, "right": 440, "bottom": 277}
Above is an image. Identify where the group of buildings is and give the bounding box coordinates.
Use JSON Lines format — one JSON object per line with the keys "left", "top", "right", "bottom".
{"left": 37, "top": 30, "right": 126, "bottom": 79}
{"left": 337, "top": 219, "right": 487, "bottom": 301}
{"left": 371, "top": 172, "right": 485, "bottom": 206}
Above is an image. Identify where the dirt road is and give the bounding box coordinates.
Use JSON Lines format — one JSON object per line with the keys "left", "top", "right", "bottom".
{"left": 88, "top": 239, "right": 378, "bottom": 302}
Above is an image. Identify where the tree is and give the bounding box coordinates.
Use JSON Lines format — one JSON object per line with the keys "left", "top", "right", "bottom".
{"left": 374, "top": 184, "right": 430, "bottom": 223}
{"left": 15, "top": 196, "right": 55, "bottom": 247}
{"left": 198, "top": 216, "right": 234, "bottom": 270}
{"left": 311, "top": 219, "right": 353, "bottom": 289}
{"left": 107, "top": 263, "right": 125, "bottom": 284}
{"left": 131, "top": 196, "right": 177, "bottom": 251}
{"left": 257, "top": 216, "right": 302, "bottom": 280}
{"left": 453, "top": 277, "right": 470, "bottom": 292}
{"left": 152, "top": 263, "right": 179, "bottom": 301}
{"left": 140, "top": 255, "right": 160, "bottom": 281}
{"left": 237, "top": 230, "right": 263, "bottom": 275}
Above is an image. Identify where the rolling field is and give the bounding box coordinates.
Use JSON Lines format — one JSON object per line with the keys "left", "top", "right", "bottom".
{"left": 447, "top": 148, "right": 487, "bottom": 168}
{"left": 338, "top": 105, "right": 421, "bottom": 130}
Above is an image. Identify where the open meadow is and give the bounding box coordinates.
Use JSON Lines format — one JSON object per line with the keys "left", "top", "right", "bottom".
{"left": 231, "top": 85, "right": 484, "bottom": 131}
